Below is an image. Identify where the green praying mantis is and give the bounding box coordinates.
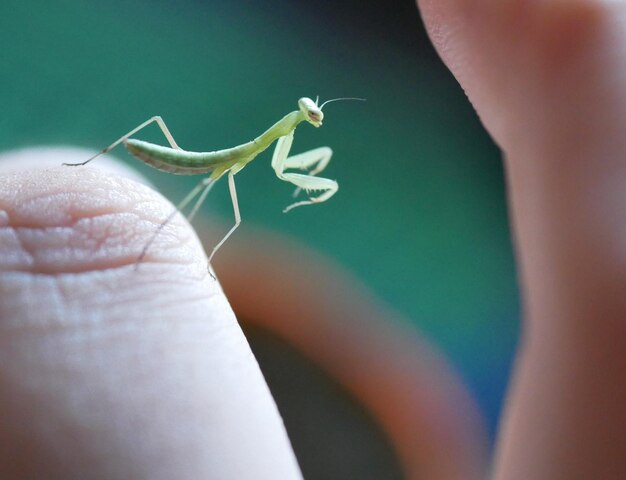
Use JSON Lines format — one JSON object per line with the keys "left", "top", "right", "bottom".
{"left": 64, "top": 96, "right": 364, "bottom": 269}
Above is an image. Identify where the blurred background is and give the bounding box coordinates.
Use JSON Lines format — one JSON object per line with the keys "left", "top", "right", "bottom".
{"left": 0, "top": 0, "right": 518, "bottom": 477}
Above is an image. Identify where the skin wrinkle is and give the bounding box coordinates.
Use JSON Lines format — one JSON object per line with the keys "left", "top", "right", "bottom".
{"left": 2, "top": 226, "right": 36, "bottom": 267}
{"left": 0, "top": 169, "right": 201, "bottom": 275}
{"left": 4, "top": 190, "right": 122, "bottom": 228}
{"left": 0, "top": 163, "right": 217, "bottom": 311}
{"left": 3, "top": 204, "right": 143, "bottom": 230}
{"left": 0, "top": 264, "right": 219, "bottom": 323}
{"left": 0, "top": 169, "right": 223, "bottom": 332}
{"left": 1, "top": 175, "right": 158, "bottom": 229}
{"left": 0, "top": 268, "right": 220, "bottom": 334}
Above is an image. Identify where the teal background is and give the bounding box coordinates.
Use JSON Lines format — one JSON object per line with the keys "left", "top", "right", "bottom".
{"left": 1, "top": 0, "right": 518, "bottom": 446}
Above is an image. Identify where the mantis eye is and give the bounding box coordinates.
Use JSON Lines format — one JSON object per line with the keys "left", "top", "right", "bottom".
{"left": 308, "top": 109, "right": 322, "bottom": 123}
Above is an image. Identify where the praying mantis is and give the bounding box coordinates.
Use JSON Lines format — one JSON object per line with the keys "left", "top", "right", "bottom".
{"left": 64, "top": 97, "right": 363, "bottom": 268}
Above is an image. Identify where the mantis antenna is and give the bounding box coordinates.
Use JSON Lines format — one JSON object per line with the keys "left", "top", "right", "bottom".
{"left": 318, "top": 97, "right": 366, "bottom": 109}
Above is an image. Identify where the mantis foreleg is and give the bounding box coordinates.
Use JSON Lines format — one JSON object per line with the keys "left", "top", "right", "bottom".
{"left": 281, "top": 175, "right": 338, "bottom": 213}
{"left": 284, "top": 146, "right": 332, "bottom": 174}
{"left": 283, "top": 146, "right": 333, "bottom": 198}
{"left": 271, "top": 132, "right": 338, "bottom": 212}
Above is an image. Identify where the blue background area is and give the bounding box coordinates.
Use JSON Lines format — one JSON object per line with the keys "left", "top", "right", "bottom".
{"left": 0, "top": 0, "right": 519, "bottom": 442}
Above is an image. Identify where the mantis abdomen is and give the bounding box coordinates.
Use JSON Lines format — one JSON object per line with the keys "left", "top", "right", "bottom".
{"left": 125, "top": 139, "right": 254, "bottom": 176}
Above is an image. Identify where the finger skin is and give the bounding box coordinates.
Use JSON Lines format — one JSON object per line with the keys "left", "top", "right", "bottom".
{"left": 0, "top": 148, "right": 302, "bottom": 480}
{"left": 418, "top": 0, "right": 605, "bottom": 146}
{"left": 418, "top": 2, "right": 626, "bottom": 479}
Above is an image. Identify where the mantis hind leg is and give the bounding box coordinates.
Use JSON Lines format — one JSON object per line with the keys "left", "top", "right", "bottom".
{"left": 208, "top": 171, "right": 241, "bottom": 266}
{"left": 63, "top": 116, "right": 180, "bottom": 166}
{"left": 135, "top": 175, "right": 216, "bottom": 268}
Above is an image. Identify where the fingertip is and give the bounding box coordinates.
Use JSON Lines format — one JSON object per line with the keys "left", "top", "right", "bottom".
{"left": 0, "top": 148, "right": 303, "bottom": 479}
{"left": 0, "top": 147, "right": 207, "bottom": 275}
{"left": 417, "top": 0, "right": 608, "bottom": 146}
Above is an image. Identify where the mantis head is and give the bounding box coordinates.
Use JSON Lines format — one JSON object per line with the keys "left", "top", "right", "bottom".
{"left": 299, "top": 96, "right": 366, "bottom": 128}
{"left": 299, "top": 97, "right": 324, "bottom": 127}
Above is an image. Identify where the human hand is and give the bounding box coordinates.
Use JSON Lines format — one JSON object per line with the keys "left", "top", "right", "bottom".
{"left": 0, "top": 148, "right": 302, "bottom": 479}
{"left": 417, "top": 1, "right": 626, "bottom": 478}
